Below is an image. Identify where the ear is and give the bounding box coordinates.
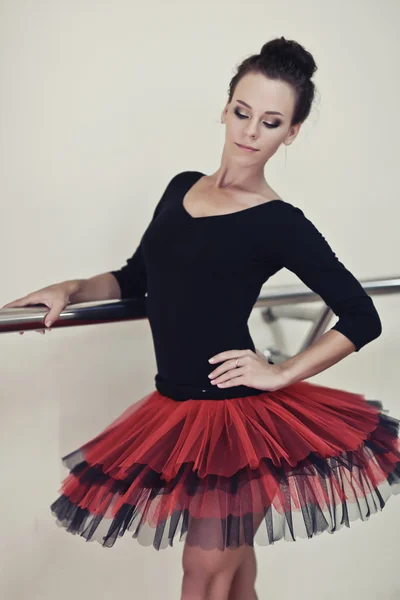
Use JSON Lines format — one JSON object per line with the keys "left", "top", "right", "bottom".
{"left": 221, "top": 100, "right": 230, "bottom": 124}
{"left": 284, "top": 123, "right": 302, "bottom": 146}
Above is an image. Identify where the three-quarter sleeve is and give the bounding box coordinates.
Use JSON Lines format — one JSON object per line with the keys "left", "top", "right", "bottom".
{"left": 269, "top": 204, "right": 382, "bottom": 352}
{"left": 110, "top": 243, "right": 147, "bottom": 300}
{"left": 110, "top": 173, "right": 179, "bottom": 299}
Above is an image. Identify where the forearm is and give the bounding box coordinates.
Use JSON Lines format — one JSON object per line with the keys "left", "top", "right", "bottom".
{"left": 64, "top": 273, "right": 121, "bottom": 304}
{"left": 278, "top": 329, "right": 356, "bottom": 387}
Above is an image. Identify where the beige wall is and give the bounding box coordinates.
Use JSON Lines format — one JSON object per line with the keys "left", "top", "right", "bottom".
{"left": 1, "top": 1, "right": 399, "bottom": 598}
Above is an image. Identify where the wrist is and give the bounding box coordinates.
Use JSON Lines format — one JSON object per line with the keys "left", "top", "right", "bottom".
{"left": 63, "top": 279, "right": 84, "bottom": 299}
{"left": 272, "top": 362, "right": 293, "bottom": 390}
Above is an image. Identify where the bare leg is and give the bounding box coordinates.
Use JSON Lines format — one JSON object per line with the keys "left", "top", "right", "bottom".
{"left": 181, "top": 544, "right": 250, "bottom": 600}
{"left": 180, "top": 514, "right": 263, "bottom": 600}
{"left": 227, "top": 545, "right": 258, "bottom": 600}
{"left": 180, "top": 516, "right": 252, "bottom": 600}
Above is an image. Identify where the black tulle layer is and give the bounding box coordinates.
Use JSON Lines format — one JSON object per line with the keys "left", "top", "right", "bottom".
{"left": 50, "top": 397, "right": 400, "bottom": 550}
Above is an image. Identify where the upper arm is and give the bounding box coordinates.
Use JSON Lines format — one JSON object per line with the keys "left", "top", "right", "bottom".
{"left": 110, "top": 172, "right": 184, "bottom": 299}
{"left": 110, "top": 244, "right": 147, "bottom": 299}
{"left": 268, "top": 204, "right": 382, "bottom": 351}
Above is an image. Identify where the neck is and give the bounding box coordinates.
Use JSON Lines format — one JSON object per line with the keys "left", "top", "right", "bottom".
{"left": 209, "top": 147, "right": 268, "bottom": 192}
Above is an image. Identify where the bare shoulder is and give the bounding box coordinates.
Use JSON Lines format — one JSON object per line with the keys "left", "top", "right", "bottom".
{"left": 259, "top": 185, "right": 284, "bottom": 203}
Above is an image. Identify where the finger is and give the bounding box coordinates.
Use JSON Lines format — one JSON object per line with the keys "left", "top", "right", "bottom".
{"left": 208, "top": 363, "right": 228, "bottom": 379}
{"left": 19, "top": 330, "right": 46, "bottom": 334}
{"left": 208, "top": 349, "right": 250, "bottom": 364}
{"left": 209, "top": 357, "right": 248, "bottom": 379}
{"left": 4, "top": 300, "right": 24, "bottom": 308}
{"left": 3, "top": 297, "right": 38, "bottom": 308}
{"left": 209, "top": 364, "right": 233, "bottom": 379}
{"left": 211, "top": 367, "right": 246, "bottom": 385}
{"left": 44, "top": 306, "right": 63, "bottom": 327}
{"left": 213, "top": 373, "right": 245, "bottom": 387}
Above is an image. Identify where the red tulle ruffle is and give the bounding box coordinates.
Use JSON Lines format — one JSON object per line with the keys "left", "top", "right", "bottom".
{"left": 50, "top": 381, "right": 400, "bottom": 550}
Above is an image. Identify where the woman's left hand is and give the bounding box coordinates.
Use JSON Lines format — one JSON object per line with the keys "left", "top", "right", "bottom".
{"left": 208, "top": 348, "right": 287, "bottom": 392}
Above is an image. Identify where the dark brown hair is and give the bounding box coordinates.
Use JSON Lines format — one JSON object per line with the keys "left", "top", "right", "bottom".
{"left": 228, "top": 37, "right": 318, "bottom": 125}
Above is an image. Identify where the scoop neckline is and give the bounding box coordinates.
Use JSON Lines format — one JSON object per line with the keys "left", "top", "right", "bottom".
{"left": 181, "top": 173, "right": 284, "bottom": 220}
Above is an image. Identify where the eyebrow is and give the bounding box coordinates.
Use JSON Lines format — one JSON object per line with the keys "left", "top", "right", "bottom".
{"left": 236, "top": 99, "right": 284, "bottom": 117}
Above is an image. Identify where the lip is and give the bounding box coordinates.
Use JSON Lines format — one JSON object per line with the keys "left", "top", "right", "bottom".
{"left": 235, "top": 143, "right": 259, "bottom": 152}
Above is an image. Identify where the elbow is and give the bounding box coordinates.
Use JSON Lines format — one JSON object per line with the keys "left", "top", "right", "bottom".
{"left": 361, "top": 299, "right": 383, "bottom": 347}
{"left": 332, "top": 309, "right": 382, "bottom": 352}
{"left": 357, "top": 313, "right": 382, "bottom": 350}
{"left": 366, "top": 310, "right": 382, "bottom": 344}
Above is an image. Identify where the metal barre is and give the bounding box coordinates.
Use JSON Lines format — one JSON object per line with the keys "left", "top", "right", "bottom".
{"left": 1, "top": 275, "right": 398, "bottom": 334}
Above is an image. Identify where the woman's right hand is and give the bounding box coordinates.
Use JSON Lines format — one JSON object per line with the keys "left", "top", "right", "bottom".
{"left": 2, "top": 282, "right": 71, "bottom": 335}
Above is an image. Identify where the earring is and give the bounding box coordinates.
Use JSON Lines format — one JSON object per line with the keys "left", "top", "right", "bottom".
{"left": 284, "top": 145, "right": 288, "bottom": 168}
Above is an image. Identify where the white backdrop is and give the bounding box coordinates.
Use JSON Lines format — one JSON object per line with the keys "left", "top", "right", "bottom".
{"left": 1, "top": 1, "right": 399, "bottom": 598}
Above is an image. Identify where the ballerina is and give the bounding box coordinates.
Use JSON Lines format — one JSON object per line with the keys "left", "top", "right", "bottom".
{"left": 5, "top": 36, "right": 399, "bottom": 600}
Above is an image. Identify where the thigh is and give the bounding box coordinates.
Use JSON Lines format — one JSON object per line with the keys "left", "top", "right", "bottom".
{"left": 182, "top": 513, "right": 264, "bottom": 576}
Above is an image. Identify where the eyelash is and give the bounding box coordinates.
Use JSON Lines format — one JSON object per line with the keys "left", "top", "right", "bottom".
{"left": 233, "top": 107, "right": 280, "bottom": 129}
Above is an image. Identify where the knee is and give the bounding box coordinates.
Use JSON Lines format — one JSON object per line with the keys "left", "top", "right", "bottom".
{"left": 182, "top": 547, "right": 219, "bottom": 583}
{"left": 182, "top": 544, "right": 245, "bottom": 584}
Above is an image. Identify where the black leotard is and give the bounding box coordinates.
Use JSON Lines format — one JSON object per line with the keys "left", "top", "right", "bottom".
{"left": 111, "top": 171, "right": 382, "bottom": 400}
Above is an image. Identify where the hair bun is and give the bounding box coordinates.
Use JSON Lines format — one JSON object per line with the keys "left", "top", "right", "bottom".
{"left": 260, "top": 36, "right": 317, "bottom": 80}
{"left": 227, "top": 36, "right": 317, "bottom": 124}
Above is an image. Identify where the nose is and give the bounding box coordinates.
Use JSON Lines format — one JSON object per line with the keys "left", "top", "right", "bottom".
{"left": 244, "top": 119, "right": 259, "bottom": 139}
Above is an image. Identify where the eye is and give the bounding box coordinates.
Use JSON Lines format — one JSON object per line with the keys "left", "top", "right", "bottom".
{"left": 233, "top": 107, "right": 280, "bottom": 129}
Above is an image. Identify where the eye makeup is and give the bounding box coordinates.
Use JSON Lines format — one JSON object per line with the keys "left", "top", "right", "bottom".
{"left": 233, "top": 107, "right": 281, "bottom": 129}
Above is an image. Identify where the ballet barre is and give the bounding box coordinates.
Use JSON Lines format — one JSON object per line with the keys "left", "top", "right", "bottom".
{"left": 1, "top": 275, "right": 398, "bottom": 362}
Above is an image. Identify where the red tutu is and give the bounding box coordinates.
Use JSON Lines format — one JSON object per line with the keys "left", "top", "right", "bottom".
{"left": 50, "top": 380, "right": 400, "bottom": 550}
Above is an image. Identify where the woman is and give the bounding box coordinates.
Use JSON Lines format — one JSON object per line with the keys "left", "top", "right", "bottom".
{"left": 4, "top": 37, "right": 400, "bottom": 600}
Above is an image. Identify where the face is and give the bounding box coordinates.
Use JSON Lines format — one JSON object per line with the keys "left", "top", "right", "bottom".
{"left": 221, "top": 72, "right": 301, "bottom": 164}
